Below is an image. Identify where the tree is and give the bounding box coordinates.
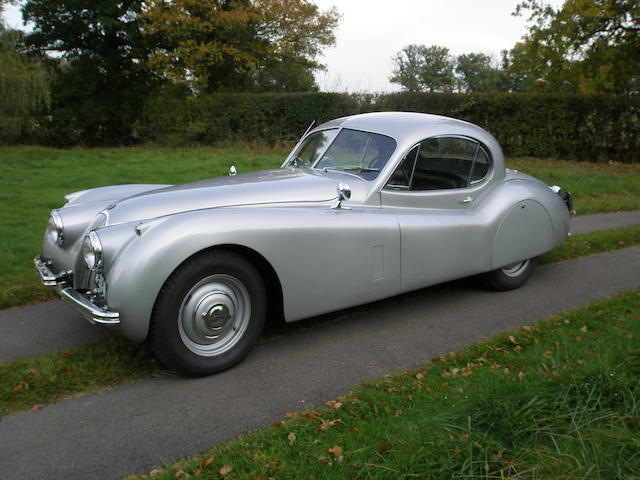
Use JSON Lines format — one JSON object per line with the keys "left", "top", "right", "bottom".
{"left": 0, "top": 2, "right": 50, "bottom": 142}
{"left": 22, "top": 0, "right": 156, "bottom": 144}
{"left": 390, "top": 44, "right": 455, "bottom": 93}
{"left": 509, "top": 0, "right": 640, "bottom": 93}
{"left": 455, "top": 53, "right": 504, "bottom": 92}
{"left": 141, "top": 0, "right": 339, "bottom": 93}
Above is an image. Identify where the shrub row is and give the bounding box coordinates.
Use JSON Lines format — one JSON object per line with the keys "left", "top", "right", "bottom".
{"left": 6, "top": 89, "right": 638, "bottom": 161}
{"left": 135, "top": 90, "right": 639, "bottom": 161}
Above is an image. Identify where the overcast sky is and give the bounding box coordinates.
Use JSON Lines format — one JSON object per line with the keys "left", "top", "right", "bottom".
{"left": 3, "top": 0, "right": 565, "bottom": 92}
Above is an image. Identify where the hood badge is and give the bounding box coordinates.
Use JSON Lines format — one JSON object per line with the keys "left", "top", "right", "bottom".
{"left": 228, "top": 165, "right": 237, "bottom": 176}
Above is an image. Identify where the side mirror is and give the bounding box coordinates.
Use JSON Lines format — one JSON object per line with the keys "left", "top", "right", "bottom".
{"left": 333, "top": 183, "right": 351, "bottom": 210}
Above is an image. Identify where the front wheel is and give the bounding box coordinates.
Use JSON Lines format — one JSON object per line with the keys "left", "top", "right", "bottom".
{"left": 483, "top": 257, "right": 538, "bottom": 291}
{"left": 150, "top": 250, "right": 266, "bottom": 376}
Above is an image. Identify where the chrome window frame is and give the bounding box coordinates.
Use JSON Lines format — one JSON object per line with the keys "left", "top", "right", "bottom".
{"left": 383, "top": 135, "right": 493, "bottom": 192}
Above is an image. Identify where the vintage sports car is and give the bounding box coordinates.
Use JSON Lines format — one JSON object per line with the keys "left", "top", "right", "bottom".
{"left": 35, "top": 112, "right": 573, "bottom": 375}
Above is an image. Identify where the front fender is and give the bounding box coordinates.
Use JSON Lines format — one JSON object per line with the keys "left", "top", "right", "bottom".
{"left": 103, "top": 205, "right": 400, "bottom": 342}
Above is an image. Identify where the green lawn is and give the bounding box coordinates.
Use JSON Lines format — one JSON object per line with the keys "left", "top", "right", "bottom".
{"left": 0, "top": 146, "right": 286, "bottom": 309}
{"left": 508, "top": 157, "right": 640, "bottom": 214}
{"left": 0, "top": 146, "right": 638, "bottom": 311}
{"left": 125, "top": 289, "right": 640, "bottom": 480}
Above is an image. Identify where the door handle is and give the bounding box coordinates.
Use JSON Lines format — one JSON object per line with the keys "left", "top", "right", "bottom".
{"left": 460, "top": 196, "right": 475, "bottom": 204}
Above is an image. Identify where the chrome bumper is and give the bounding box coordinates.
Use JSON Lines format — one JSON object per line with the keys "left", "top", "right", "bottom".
{"left": 33, "top": 255, "right": 120, "bottom": 325}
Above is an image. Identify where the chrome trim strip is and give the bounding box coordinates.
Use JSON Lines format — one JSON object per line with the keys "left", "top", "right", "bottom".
{"left": 59, "top": 287, "right": 120, "bottom": 325}
{"left": 33, "top": 255, "right": 57, "bottom": 286}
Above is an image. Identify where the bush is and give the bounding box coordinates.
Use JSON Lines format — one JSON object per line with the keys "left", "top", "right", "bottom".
{"left": 135, "top": 90, "right": 639, "bottom": 161}
{"left": 10, "top": 87, "right": 639, "bottom": 161}
{"left": 136, "top": 88, "right": 358, "bottom": 146}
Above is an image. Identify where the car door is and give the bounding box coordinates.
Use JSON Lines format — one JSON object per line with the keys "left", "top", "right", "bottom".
{"left": 380, "top": 136, "right": 494, "bottom": 292}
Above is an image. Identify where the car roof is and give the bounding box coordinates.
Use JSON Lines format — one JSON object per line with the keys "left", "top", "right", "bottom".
{"left": 315, "top": 111, "right": 488, "bottom": 144}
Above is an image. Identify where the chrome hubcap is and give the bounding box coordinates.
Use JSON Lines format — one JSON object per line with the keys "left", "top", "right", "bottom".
{"left": 501, "top": 259, "right": 530, "bottom": 278}
{"left": 178, "top": 274, "right": 250, "bottom": 356}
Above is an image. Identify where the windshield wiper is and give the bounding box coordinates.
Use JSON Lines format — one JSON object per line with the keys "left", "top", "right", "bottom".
{"left": 341, "top": 166, "right": 381, "bottom": 172}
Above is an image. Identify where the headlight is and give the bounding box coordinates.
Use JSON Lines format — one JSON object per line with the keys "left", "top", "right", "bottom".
{"left": 82, "top": 231, "right": 103, "bottom": 271}
{"left": 47, "top": 211, "right": 65, "bottom": 247}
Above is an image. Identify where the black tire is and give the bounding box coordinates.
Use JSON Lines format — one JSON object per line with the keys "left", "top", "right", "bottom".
{"left": 483, "top": 257, "right": 538, "bottom": 291}
{"left": 150, "top": 250, "right": 266, "bottom": 376}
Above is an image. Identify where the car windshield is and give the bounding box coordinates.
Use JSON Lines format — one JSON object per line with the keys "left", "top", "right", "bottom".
{"left": 288, "top": 129, "right": 339, "bottom": 167}
{"left": 287, "top": 128, "right": 397, "bottom": 181}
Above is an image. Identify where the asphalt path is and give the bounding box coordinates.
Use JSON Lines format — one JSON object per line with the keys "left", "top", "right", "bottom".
{"left": 1, "top": 245, "right": 639, "bottom": 480}
{"left": 1, "top": 210, "right": 638, "bottom": 364}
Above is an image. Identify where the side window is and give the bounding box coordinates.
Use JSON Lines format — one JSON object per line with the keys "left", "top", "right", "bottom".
{"left": 412, "top": 137, "right": 477, "bottom": 190}
{"left": 386, "top": 136, "right": 491, "bottom": 191}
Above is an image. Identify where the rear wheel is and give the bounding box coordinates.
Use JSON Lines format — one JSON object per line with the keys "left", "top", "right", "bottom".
{"left": 484, "top": 257, "right": 538, "bottom": 291}
{"left": 150, "top": 250, "right": 266, "bottom": 376}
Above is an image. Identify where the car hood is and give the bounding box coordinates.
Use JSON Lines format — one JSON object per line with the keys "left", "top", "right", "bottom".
{"left": 104, "top": 167, "right": 367, "bottom": 225}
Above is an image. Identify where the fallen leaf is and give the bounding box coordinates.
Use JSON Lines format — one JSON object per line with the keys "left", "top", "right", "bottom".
{"left": 219, "top": 465, "right": 232, "bottom": 477}
{"left": 416, "top": 372, "right": 424, "bottom": 380}
{"left": 318, "top": 418, "right": 342, "bottom": 431}
{"left": 379, "top": 442, "right": 390, "bottom": 453}
{"left": 395, "top": 409, "right": 403, "bottom": 417}
{"left": 288, "top": 432, "right": 296, "bottom": 445}
{"left": 509, "top": 336, "right": 518, "bottom": 344}
{"left": 305, "top": 411, "right": 323, "bottom": 421}
{"left": 328, "top": 445, "right": 344, "bottom": 462}
{"left": 580, "top": 325, "right": 588, "bottom": 332}
{"left": 174, "top": 470, "right": 187, "bottom": 479}
{"left": 203, "top": 457, "right": 214, "bottom": 467}
{"left": 30, "top": 404, "right": 44, "bottom": 411}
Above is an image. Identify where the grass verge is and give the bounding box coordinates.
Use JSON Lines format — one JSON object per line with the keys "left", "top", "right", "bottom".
{"left": 127, "top": 289, "right": 640, "bottom": 480}
{"left": 0, "top": 338, "right": 163, "bottom": 417}
{"left": 539, "top": 224, "right": 640, "bottom": 265}
{"left": 507, "top": 157, "right": 640, "bottom": 214}
{"left": 1, "top": 227, "right": 638, "bottom": 419}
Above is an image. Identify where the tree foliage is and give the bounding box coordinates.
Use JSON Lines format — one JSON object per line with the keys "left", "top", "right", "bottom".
{"left": 0, "top": 5, "right": 50, "bottom": 142}
{"left": 141, "top": 0, "right": 339, "bottom": 93}
{"left": 390, "top": 44, "right": 456, "bottom": 93}
{"left": 22, "top": 0, "right": 157, "bottom": 144}
{"left": 455, "top": 53, "right": 505, "bottom": 93}
{"left": 509, "top": 0, "right": 640, "bottom": 93}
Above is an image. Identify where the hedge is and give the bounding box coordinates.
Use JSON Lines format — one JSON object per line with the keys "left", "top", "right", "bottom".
{"left": 5, "top": 89, "right": 637, "bottom": 161}
{"left": 134, "top": 90, "right": 639, "bottom": 161}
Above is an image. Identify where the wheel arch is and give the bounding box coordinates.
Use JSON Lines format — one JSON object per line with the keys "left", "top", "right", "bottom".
{"left": 150, "top": 243, "right": 285, "bottom": 331}
{"left": 196, "top": 244, "right": 284, "bottom": 326}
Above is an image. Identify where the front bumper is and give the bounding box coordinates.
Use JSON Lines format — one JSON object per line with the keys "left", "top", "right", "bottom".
{"left": 33, "top": 255, "right": 120, "bottom": 325}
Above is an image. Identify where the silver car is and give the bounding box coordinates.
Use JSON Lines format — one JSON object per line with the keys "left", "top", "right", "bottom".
{"left": 35, "top": 112, "right": 573, "bottom": 375}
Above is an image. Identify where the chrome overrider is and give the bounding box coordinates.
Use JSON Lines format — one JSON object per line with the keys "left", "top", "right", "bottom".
{"left": 33, "top": 255, "right": 120, "bottom": 325}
